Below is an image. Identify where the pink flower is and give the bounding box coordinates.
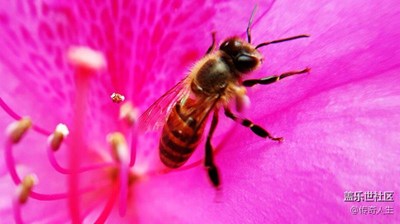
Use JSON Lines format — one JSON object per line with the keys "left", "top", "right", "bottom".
{"left": 1, "top": 0, "right": 399, "bottom": 223}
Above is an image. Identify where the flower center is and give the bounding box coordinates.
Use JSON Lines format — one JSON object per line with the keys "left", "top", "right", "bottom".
{"left": 1, "top": 46, "right": 141, "bottom": 222}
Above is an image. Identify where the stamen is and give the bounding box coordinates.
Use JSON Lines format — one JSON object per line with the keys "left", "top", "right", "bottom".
{"left": 67, "top": 45, "right": 107, "bottom": 222}
{"left": 107, "top": 133, "right": 129, "bottom": 216}
{"left": 129, "top": 166, "right": 148, "bottom": 181}
{"left": 111, "top": 93, "right": 125, "bottom": 104}
{"left": 12, "top": 198, "right": 23, "bottom": 224}
{"left": 94, "top": 182, "right": 119, "bottom": 224}
{"left": 129, "top": 125, "right": 139, "bottom": 167}
{"left": 118, "top": 161, "right": 128, "bottom": 216}
{"left": 0, "top": 97, "right": 51, "bottom": 136}
{"left": 119, "top": 101, "right": 139, "bottom": 126}
{"left": 0, "top": 97, "right": 22, "bottom": 120}
{"left": 118, "top": 101, "right": 139, "bottom": 167}
{"left": 107, "top": 133, "right": 129, "bottom": 164}
{"left": 16, "top": 174, "right": 37, "bottom": 204}
{"left": 5, "top": 141, "right": 22, "bottom": 184}
{"left": 29, "top": 186, "right": 98, "bottom": 201}
{"left": 48, "top": 123, "right": 69, "bottom": 151}
{"left": 6, "top": 118, "right": 32, "bottom": 144}
{"left": 47, "top": 145, "right": 114, "bottom": 174}
{"left": 5, "top": 141, "right": 103, "bottom": 201}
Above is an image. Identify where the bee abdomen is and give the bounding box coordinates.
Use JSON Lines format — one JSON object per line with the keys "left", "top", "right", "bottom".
{"left": 159, "top": 123, "right": 203, "bottom": 168}
{"left": 159, "top": 104, "right": 204, "bottom": 168}
{"left": 159, "top": 140, "right": 195, "bottom": 168}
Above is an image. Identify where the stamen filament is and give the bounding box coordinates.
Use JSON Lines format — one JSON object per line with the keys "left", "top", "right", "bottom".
{"left": 94, "top": 182, "right": 120, "bottom": 224}
{"left": 68, "top": 72, "right": 87, "bottom": 223}
{"left": 30, "top": 188, "right": 94, "bottom": 201}
{"left": 117, "top": 101, "right": 139, "bottom": 167}
{"left": 107, "top": 132, "right": 130, "bottom": 216}
{"left": 129, "top": 126, "right": 138, "bottom": 167}
{"left": 67, "top": 45, "right": 106, "bottom": 223}
{"left": 47, "top": 146, "right": 114, "bottom": 174}
{"left": 0, "top": 97, "right": 20, "bottom": 120}
{"left": 6, "top": 141, "right": 102, "bottom": 201}
{"left": 12, "top": 198, "right": 23, "bottom": 224}
{"left": 119, "top": 162, "right": 129, "bottom": 216}
{"left": 30, "top": 191, "right": 77, "bottom": 201}
{"left": 80, "top": 200, "right": 101, "bottom": 223}
{"left": 0, "top": 97, "right": 51, "bottom": 136}
{"left": 5, "top": 141, "right": 22, "bottom": 184}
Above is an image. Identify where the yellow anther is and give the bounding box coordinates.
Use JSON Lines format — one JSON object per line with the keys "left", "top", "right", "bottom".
{"left": 48, "top": 123, "right": 69, "bottom": 151}
{"left": 107, "top": 132, "right": 128, "bottom": 163}
{"left": 119, "top": 101, "right": 139, "bottom": 126}
{"left": 16, "top": 174, "right": 37, "bottom": 204}
{"left": 6, "top": 117, "right": 32, "bottom": 143}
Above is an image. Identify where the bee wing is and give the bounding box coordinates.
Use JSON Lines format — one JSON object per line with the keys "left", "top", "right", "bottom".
{"left": 137, "top": 77, "right": 191, "bottom": 132}
{"left": 179, "top": 95, "right": 220, "bottom": 131}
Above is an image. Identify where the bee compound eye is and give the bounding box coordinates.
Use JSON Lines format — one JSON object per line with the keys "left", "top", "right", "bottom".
{"left": 220, "top": 39, "right": 242, "bottom": 56}
{"left": 235, "top": 54, "right": 258, "bottom": 72}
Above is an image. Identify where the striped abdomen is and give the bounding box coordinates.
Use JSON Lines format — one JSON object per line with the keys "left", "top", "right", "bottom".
{"left": 159, "top": 100, "right": 207, "bottom": 168}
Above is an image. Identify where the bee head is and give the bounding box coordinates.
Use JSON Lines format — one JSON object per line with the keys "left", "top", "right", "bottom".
{"left": 219, "top": 37, "right": 262, "bottom": 74}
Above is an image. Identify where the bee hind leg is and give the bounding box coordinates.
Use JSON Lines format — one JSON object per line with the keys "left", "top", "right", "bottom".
{"left": 242, "top": 68, "right": 310, "bottom": 87}
{"left": 224, "top": 107, "right": 283, "bottom": 142}
{"left": 205, "top": 109, "right": 221, "bottom": 188}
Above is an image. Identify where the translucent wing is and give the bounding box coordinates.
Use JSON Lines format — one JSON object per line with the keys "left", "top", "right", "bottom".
{"left": 176, "top": 95, "right": 220, "bottom": 132}
{"left": 137, "top": 77, "right": 191, "bottom": 132}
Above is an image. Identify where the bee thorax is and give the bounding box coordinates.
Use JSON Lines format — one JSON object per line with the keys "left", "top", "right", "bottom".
{"left": 193, "top": 57, "right": 234, "bottom": 94}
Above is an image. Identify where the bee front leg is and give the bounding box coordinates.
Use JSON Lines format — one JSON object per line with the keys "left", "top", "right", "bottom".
{"left": 205, "top": 32, "right": 216, "bottom": 55}
{"left": 224, "top": 107, "right": 283, "bottom": 142}
{"left": 205, "top": 109, "right": 221, "bottom": 188}
{"left": 242, "top": 68, "right": 310, "bottom": 87}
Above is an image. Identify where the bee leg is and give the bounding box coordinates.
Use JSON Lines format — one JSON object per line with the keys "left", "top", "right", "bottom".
{"left": 224, "top": 107, "right": 283, "bottom": 142}
{"left": 242, "top": 68, "right": 310, "bottom": 87}
{"left": 205, "top": 32, "right": 216, "bottom": 55}
{"left": 205, "top": 109, "right": 221, "bottom": 187}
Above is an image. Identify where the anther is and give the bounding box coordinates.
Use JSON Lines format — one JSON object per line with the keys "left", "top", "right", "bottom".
{"left": 119, "top": 101, "right": 139, "bottom": 126}
{"left": 6, "top": 117, "right": 32, "bottom": 143}
{"left": 48, "top": 123, "right": 69, "bottom": 151}
{"left": 16, "top": 174, "right": 37, "bottom": 204}
{"left": 67, "top": 46, "right": 106, "bottom": 71}
{"left": 111, "top": 93, "right": 125, "bottom": 104}
{"left": 107, "top": 132, "right": 129, "bottom": 163}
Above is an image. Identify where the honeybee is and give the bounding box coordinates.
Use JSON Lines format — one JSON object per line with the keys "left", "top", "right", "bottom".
{"left": 138, "top": 8, "right": 309, "bottom": 187}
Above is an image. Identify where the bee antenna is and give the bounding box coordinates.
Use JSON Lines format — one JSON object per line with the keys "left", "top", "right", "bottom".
{"left": 255, "top": 34, "right": 310, "bottom": 49}
{"left": 246, "top": 5, "right": 258, "bottom": 44}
